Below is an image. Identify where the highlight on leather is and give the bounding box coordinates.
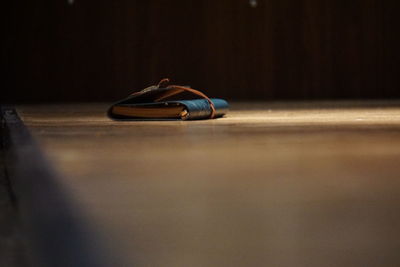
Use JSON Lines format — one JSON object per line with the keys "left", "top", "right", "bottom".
{"left": 110, "top": 78, "right": 228, "bottom": 121}
{"left": 155, "top": 78, "right": 216, "bottom": 119}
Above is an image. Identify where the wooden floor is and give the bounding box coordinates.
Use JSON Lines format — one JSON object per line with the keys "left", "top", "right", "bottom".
{"left": 17, "top": 102, "right": 400, "bottom": 267}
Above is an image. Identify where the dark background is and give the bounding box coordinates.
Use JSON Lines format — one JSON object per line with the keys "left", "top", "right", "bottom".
{"left": 3, "top": 0, "right": 400, "bottom": 103}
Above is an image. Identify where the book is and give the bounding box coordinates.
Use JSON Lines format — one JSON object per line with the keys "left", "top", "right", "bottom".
{"left": 108, "top": 79, "right": 229, "bottom": 120}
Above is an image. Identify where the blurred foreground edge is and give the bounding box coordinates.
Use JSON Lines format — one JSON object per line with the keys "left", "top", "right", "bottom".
{"left": 1, "top": 106, "right": 120, "bottom": 267}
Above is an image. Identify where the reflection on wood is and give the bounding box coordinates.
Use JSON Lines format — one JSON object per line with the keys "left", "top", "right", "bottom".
{"left": 18, "top": 102, "right": 400, "bottom": 266}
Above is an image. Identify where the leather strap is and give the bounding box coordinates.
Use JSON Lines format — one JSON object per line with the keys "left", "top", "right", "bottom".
{"left": 155, "top": 78, "right": 216, "bottom": 119}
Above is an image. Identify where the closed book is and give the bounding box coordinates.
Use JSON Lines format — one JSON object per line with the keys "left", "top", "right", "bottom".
{"left": 108, "top": 80, "right": 229, "bottom": 121}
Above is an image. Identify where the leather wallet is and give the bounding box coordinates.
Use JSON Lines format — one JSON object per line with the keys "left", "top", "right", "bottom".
{"left": 108, "top": 79, "right": 229, "bottom": 120}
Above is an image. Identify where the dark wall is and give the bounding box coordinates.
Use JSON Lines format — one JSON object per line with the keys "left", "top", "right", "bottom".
{"left": 4, "top": 0, "right": 400, "bottom": 103}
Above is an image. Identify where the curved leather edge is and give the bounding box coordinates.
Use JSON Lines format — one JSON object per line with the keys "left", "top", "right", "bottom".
{"left": 171, "top": 98, "right": 229, "bottom": 120}
{"left": 107, "top": 87, "right": 229, "bottom": 120}
{"left": 107, "top": 98, "right": 229, "bottom": 121}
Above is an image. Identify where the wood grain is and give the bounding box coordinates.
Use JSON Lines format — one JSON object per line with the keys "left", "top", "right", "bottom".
{"left": 17, "top": 102, "right": 400, "bottom": 266}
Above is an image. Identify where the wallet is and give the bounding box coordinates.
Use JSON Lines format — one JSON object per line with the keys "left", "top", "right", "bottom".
{"left": 108, "top": 79, "right": 229, "bottom": 120}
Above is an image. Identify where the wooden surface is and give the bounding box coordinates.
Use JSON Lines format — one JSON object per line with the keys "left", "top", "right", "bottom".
{"left": 17, "top": 102, "right": 400, "bottom": 266}
{"left": 5, "top": 0, "right": 400, "bottom": 102}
